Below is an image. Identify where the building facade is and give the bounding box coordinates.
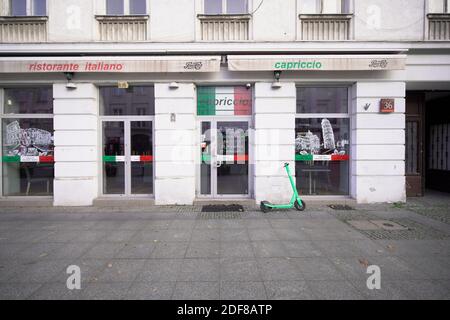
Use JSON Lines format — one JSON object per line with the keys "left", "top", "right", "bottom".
{"left": 0, "top": 0, "right": 449, "bottom": 206}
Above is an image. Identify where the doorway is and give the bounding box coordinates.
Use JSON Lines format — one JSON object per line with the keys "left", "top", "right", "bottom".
{"left": 198, "top": 118, "right": 251, "bottom": 198}
{"left": 102, "top": 119, "right": 153, "bottom": 196}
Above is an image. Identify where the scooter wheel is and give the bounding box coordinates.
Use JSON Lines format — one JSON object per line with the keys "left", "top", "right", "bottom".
{"left": 294, "top": 200, "right": 306, "bottom": 211}
{"left": 260, "top": 201, "right": 272, "bottom": 213}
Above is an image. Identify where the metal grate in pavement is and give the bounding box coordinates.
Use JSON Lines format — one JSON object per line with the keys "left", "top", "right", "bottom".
{"left": 197, "top": 212, "right": 243, "bottom": 220}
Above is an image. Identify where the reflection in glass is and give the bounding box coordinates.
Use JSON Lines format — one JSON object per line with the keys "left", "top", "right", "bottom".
{"left": 2, "top": 118, "right": 54, "bottom": 196}
{"left": 131, "top": 121, "right": 153, "bottom": 194}
{"left": 205, "top": 0, "right": 222, "bottom": 14}
{"left": 227, "top": 0, "right": 248, "bottom": 14}
{"left": 295, "top": 118, "right": 350, "bottom": 195}
{"left": 217, "top": 121, "right": 248, "bottom": 195}
{"left": 130, "top": 0, "right": 146, "bottom": 14}
{"left": 100, "top": 86, "right": 155, "bottom": 116}
{"left": 200, "top": 122, "right": 211, "bottom": 195}
{"left": 4, "top": 87, "right": 53, "bottom": 114}
{"left": 106, "top": 0, "right": 124, "bottom": 14}
{"left": 296, "top": 87, "right": 348, "bottom": 114}
{"left": 103, "top": 122, "right": 125, "bottom": 194}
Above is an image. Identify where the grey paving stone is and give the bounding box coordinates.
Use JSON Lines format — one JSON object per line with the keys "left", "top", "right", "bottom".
{"left": 169, "top": 220, "right": 196, "bottom": 230}
{"left": 0, "top": 243, "right": 32, "bottom": 260}
{"left": 177, "top": 258, "right": 220, "bottom": 281}
{"left": 132, "top": 229, "right": 165, "bottom": 242}
{"left": 0, "top": 283, "right": 43, "bottom": 300}
{"left": 82, "top": 282, "right": 132, "bottom": 300}
{"left": 396, "top": 280, "right": 450, "bottom": 300}
{"left": 74, "top": 230, "right": 109, "bottom": 242}
{"left": 51, "top": 259, "right": 109, "bottom": 284}
{"left": 373, "top": 256, "right": 428, "bottom": 280}
{"left": 269, "top": 219, "right": 298, "bottom": 229}
{"left": 194, "top": 220, "right": 221, "bottom": 230}
{"left": 14, "top": 242, "right": 66, "bottom": 261}
{"left": 151, "top": 241, "right": 189, "bottom": 259}
{"left": 159, "top": 229, "right": 193, "bottom": 242}
{"left": 307, "top": 280, "right": 365, "bottom": 300}
{"left": 0, "top": 260, "right": 30, "bottom": 282}
{"left": 293, "top": 257, "right": 345, "bottom": 280}
{"left": 102, "top": 230, "right": 138, "bottom": 242}
{"left": 50, "top": 242, "right": 95, "bottom": 260}
{"left": 221, "top": 242, "right": 254, "bottom": 258}
{"left": 349, "top": 279, "right": 411, "bottom": 300}
{"left": 248, "top": 229, "right": 279, "bottom": 241}
{"left": 81, "top": 243, "right": 126, "bottom": 259}
{"left": 314, "top": 240, "right": 382, "bottom": 258}
{"left": 40, "top": 230, "right": 83, "bottom": 243}
{"left": 399, "top": 256, "right": 450, "bottom": 279}
{"left": 172, "top": 281, "right": 219, "bottom": 300}
{"left": 219, "top": 220, "right": 246, "bottom": 230}
{"left": 8, "top": 260, "right": 69, "bottom": 283}
{"left": 220, "top": 281, "right": 267, "bottom": 300}
{"left": 220, "top": 228, "right": 250, "bottom": 242}
{"left": 251, "top": 241, "right": 288, "bottom": 258}
{"left": 145, "top": 220, "right": 172, "bottom": 229}
{"left": 28, "top": 282, "right": 84, "bottom": 300}
{"left": 244, "top": 219, "right": 272, "bottom": 229}
{"left": 282, "top": 241, "right": 323, "bottom": 258}
{"left": 185, "top": 241, "right": 220, "bottom": 258}
{"left": 115, "top": 242, "right": 156, "bottom": 259}
{"left": 191, "top": 229, "right": 220, "bottom": 242}
{"left": 264, "top": 280, "right": 316, "bottom": 300}
{"left": 329, "top": 257, "right": 373, "bottom": 280}
{"left": 137, "top": 259, "right": 182, "bottom": 282}
{"left": 257, "top": 258, "right": 303, "bottom": 281}
{"left": 95, "top": 259, "right": 145, "bottom": 282}
{"left": 220, "top": 258, "right": 261, "bottom": 281}
{"left": 274, "top": 228, "right": 310, "bottom": 241}
{"left": 125, "top": 281, "right": 176, "bottom": 300}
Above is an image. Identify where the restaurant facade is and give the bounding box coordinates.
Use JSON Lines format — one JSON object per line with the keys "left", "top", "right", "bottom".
{"left": 1, "top": 0, "right": 450, "bottom": 206}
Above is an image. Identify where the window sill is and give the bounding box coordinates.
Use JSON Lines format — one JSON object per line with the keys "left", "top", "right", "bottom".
{"left": 197, "top": 14, "right": 251, "bottom": 20}
{"left": 0, "top": 16, "right": 48, "bottom": 22}
{"left": 95, "top": 15, "right": 149, "bottom": 21}
{"left": 299, "top": 14, "right": 353, "bottom": 19}
{"left": 427, "top": 13, "right": 450, "bottom": 19}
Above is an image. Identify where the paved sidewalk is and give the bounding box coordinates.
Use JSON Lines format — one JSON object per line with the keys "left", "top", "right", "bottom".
{"left": 0, "top": 200, "right": 449, "bottom": 300}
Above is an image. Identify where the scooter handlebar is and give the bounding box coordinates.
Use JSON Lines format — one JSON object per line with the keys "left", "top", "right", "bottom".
{"left": 284, "top": 162, "right": 289, "bottom": 168}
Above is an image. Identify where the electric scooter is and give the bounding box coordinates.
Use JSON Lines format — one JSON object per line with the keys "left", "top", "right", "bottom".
{"left": 260, "top": 163, "right": 306, "bottom": 213}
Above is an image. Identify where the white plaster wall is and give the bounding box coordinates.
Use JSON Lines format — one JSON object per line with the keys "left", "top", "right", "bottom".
{"left": 353, "top": 0, "right": 425, "bottom": 41}
{"left": 253, "top": 0, "right": 296, "bottom": 41}
{"left": 253, "top": 82, "right": 296, "bottom": 204}
{"left": 47, "top": 0, "right": 95, "bottom": 42}
{"left": 53, "top": 83, "right": 99, "bottom": 206}
{"left": 154, "top": 83, "right": 196, "bottom": 205}
{"left": 150, "top": 0, "right": 195, "bottom": 42}
{"left": 351, "top": 81, "right": 406, "bottom": 204}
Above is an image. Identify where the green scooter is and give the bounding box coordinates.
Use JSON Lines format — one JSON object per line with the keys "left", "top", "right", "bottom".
{"left": 260, "top": 163, "right": 306, "bottom": 213}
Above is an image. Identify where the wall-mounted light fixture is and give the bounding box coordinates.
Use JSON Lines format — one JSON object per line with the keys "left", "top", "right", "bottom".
{"left": 64, "top": 72, "right": 77, "bottom": 90}
{"left": 272, "top": 71, "right": 282, "bottom": 89}
{"left": 169, "top": 82, "right": 179, "bottom": 89}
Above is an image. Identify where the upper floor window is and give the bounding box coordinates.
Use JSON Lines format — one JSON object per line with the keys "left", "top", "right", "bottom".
{"left": 10, "top": 0, "right": 46, "bottom": 16}
{"left": 429, "top": 0, "right": 450, "bottom": 13}
{"left": 301, "top": 0, "right": 350, "bottom": 14}
{"left": 106, "top": 0, "right": 147, "bottom": 15}
{"left": 204, "top": 0, "right": 248, "bottom": 15}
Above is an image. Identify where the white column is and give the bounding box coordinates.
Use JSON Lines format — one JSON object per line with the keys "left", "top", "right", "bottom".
{"left": 53, "top": 83, "right": 99, "bottom": 206}
{"left": 351, "top": 82, "right": 406, "bottom": 203}
{"left": 154, "top": 83, "right": 196, "bottom": 205}
{"left": 253, "top": 82, "right": 296, "bottom": 204}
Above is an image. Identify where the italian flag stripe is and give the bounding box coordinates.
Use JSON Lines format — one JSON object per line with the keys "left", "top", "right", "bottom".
{"left": 103, "top": 155, "right": 153, "bottom": 162}
{"left": 2, "top": 156, "right": 55, "bottom": 163}
{"left": 197, "top": 86, "right": 252, "bottom": 116}
{"left": 197, "top": 87, "right": 216, "bottom": 115}
{"left": 234, "top": 86, "right": 251, "bottom": 115}
{"left": 295, "top": 154, "right": 349, "bottom": 161}
{"left": 202, "top": 154, "right": 248, "bottom": 162}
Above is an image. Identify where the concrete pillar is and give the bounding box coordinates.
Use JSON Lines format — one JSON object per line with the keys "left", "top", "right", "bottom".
{"left": 253, "top": 82, "right": 296, "bottom": 204}
{"left": 351, "top": 82, "right": 406, "bottom": 203}
{"left": 154, "top": 83, "right": 196, "bottom": 205}
{"left": 53, "top": 83, "right": 99, "bottom": 206}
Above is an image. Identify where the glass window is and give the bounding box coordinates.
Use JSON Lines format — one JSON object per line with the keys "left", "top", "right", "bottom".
{"left": 227, "top": 0, "right": 248, "bottom": 14}
{"left": 4, "top": 87, "right": 53, "bottom": 114}
{"left": 297, "top": 87, "right": 348, "bottom": 114}
{"left": 100, "top": 86, "right": 155, "bottom": 116}
{"left": 11, "top": 0, "right": 27, "bottom": 15}
{"left": 205, "top": 0, "right": 222, "bottom": 14}
{"left": 33, "top": 0, "right": 46, "bottom": 15}
{"left": 320, "top": 0, "right": 345, "bottom": 14}
{"left": 106, "top": 0, "right": 124, "bottom": 15}
{"left": 130, "top": 0, "right": 146, "bottom": 14}
{"left": 2, "top": 87, "right": 54, "bottom": 197}
{"left": 295, "top": 118, "right": 350, "bottom": 195}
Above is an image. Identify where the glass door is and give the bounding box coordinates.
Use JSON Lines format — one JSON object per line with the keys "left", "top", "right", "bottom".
{"left": 199, "top": 119, "right": 250, "bottom": 197}
{"left": 102, "top": 119, "right": 153, "bottom": 196}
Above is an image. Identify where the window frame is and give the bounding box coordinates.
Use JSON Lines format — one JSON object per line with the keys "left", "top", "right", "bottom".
{"left": 9, "top": 0, "right": 47, "bottom": 16}
{"left": 295, "top": 85, "right": 351, "bottom": 196}
{"left": 428, "top": 0, "right": 450, "bottom": 13}
{"left": 0, "top": 86, "right": 54, "bottom": 198}
{"left": 204, "top": 0, "right": 249, "bottom": 15}
{"left": 106, "top": 0, "right": 148, "bottom": 15}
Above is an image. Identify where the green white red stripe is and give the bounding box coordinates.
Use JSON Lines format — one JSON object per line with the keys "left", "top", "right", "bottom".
{"left": 197, "top": 86, "right": 252, "bottom": 115}
{"left": 295, "top": 154, "right": 349, "bottom": 161}
{"left": 103, "top": 155, "right": 153, "bottom": 162}
{"left": 2, "top": 155, "right": 54, "bottom": 163}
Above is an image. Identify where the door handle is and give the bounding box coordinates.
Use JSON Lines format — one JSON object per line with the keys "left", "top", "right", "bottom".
{"left": 216, "top": 160, "right": 222, "bottom": 168}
